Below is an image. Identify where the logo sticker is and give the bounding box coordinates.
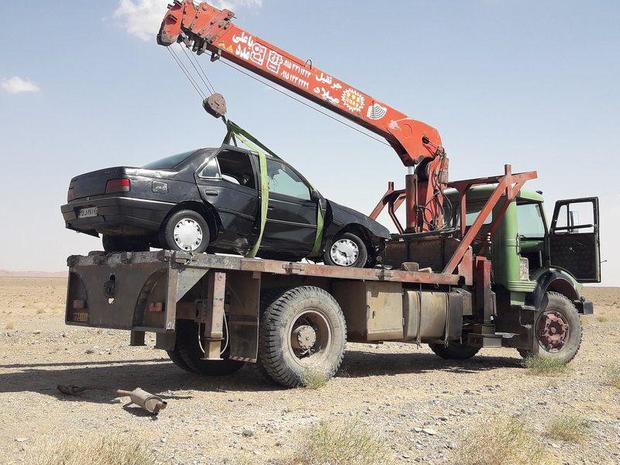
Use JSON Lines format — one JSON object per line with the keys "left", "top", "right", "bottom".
{"left": 341, "top": 89, "right": 365, "bottom": 113}
{"left": 367, "top": 103, "right": 388, "bottom": 120}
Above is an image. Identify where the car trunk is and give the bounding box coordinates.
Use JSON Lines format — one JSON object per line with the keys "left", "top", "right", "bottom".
{"left": 68, "top": 167, "right": 135, "bottom": 200}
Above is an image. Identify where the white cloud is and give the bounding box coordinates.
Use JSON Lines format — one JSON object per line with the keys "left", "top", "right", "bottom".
{"left": 114, "top": 0, "right": 263, "bottom": 42}
{"left": 1, "top": 76, "right": 40, "bottom": 94}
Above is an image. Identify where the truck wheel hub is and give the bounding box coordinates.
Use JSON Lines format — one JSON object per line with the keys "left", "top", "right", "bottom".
{"left": 174, "top": 218, "right": 203, "bottom": 251}
{"left": 538, "top": 311, "right": 570, "bottom": 352}
{"left": 292, "top": 325, "right": 317, "bottom": 351}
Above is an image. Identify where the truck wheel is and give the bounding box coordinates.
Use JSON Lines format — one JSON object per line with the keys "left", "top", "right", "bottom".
{"left": 259, "top": 286, "right": 347, "bottom": 388}
{"left": 324, "top": 232, "right": 368, "bottom": 268}
{"left": 102, "top": 235, "right": 149, "bottom": 252}
{"left": 166, "top": 347, "right": 192, "bottom": 372}
{"left": 163, "top": 210, "right": 210, "bottom": 253}
{"left": 173, "top": 319, "right": 245, "bottom": 376}
{"left": 518, "top": 292, "right": 582, "bottom": 363}
{"left": 428, "top": 342, "right": 480, "bottom": 360}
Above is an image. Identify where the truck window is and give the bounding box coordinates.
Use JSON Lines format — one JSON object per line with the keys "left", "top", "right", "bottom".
{"left": 217, "top": 150, "right": 256, "bottom": 189}
{"left": 517, "top": 203, "right": 546, "bottom": 238}
{"left": 554, "top": 203, "right": 595, "bottom": 234}
{"left": 266, "top": 159, "right": 311, "bottom": 200}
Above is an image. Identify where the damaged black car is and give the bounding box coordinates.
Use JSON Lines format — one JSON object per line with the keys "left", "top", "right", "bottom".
{"left": 61, "top": 141, "right": 390, "bottom": 268}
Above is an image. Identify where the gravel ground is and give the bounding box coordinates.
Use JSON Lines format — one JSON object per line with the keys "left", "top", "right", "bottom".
{"left": 0, "top": 278, "right": 619, "bottom": 465}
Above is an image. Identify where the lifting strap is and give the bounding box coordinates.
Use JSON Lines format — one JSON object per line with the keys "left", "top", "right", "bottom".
{"left": 224, "top": 121, "right": 325, "bottom": 259}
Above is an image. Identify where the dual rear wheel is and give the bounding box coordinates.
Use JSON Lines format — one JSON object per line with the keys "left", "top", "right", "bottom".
{"left": 167, "top": 287, "right": 348, "bottom": 387}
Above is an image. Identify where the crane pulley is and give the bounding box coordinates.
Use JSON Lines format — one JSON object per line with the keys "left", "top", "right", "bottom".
{"left": 158, "top": 0, "right": 448, "bottom": 232}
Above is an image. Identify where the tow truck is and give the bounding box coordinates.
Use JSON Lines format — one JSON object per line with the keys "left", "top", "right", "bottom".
{"left": 64, "top": 1, "right": 600, "bottom": 387}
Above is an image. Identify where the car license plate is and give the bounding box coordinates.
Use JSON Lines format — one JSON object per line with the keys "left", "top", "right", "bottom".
{"left": 78, "top": 207, "right": 98, "bottom": 219}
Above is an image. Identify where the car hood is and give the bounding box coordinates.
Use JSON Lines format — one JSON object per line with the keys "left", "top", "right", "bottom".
{"left": 327, "top": 200, "right": 391, "bottom": 239}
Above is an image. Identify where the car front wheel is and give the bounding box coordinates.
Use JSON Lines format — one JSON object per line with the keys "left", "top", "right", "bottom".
{"left": 324, "top": 232, "right": 369, "bottom": 268}
{"left": 163, "top": 209, "right": 210, "bottom": 253}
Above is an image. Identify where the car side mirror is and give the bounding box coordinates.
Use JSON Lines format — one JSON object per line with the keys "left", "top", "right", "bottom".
{"left": 310, "top": 190, "right": 321, "bottom": 202}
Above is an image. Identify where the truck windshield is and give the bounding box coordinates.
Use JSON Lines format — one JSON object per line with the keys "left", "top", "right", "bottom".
{"left": 143, "top": 150, "right": 197, "bottom": 170}
{"left": 517, "top": 203, "right": 546, "bottom": 238}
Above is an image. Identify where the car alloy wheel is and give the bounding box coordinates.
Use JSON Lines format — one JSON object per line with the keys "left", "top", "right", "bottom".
{"left": 173, "top": 218, "right": 203, "bottom": 252}
{"left": 329, "top": 238, "right": 360, "bottom": 267}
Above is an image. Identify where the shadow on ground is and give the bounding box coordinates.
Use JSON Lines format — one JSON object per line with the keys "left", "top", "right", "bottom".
{"left": 339, "top": 350, "right": 522, "bottom": 379}
{"left": 0, "top": 350, "right": 523, "bottom": 403}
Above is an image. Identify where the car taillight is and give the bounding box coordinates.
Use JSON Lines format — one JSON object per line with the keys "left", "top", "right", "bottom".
{"left": 67, "top": 186, "right": 76, "bottom": 202}
{"left": 105, "top": 178, "right": 131, "bottom": 194}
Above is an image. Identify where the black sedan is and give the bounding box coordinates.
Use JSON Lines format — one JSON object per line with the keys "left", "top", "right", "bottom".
{"left": 61, "top": 145, "right": 390, "bottom": 268}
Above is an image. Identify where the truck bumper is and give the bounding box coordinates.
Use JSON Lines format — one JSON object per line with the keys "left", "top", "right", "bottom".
{"left": 61, "top": 196, "right": 175, "bottom": 237}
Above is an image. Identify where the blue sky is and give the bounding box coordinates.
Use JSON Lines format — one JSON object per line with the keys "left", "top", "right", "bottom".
{"left": 0, "top": 1, "right": 618, "bottom": 284}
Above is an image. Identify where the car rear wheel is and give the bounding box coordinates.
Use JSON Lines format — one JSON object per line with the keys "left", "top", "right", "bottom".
{"left": 163, "top": 210, "right": 210, "bottom": 253}
{"left": 324, "top": 232, "right": 369, "bottom": 268}
{"left": 102, "top": 235, "right": 150, "bottom": 252}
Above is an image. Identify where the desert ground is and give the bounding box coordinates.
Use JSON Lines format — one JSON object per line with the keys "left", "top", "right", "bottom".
{"left": 0, "top": 277, "right": 619, "bottom": 464}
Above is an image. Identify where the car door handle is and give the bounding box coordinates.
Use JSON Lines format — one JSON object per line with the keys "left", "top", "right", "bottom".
{"left": 204, "top": 190, "right": 219, "bottom": 196}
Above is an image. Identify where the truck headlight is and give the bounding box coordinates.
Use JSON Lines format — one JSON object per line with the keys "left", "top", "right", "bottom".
{"left": 519, "top": 257, "right": 530, "bottom": 281}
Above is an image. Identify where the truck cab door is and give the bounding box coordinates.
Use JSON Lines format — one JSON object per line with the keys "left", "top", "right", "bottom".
{"left": 549, "top": 197, "right": 600, "bottom": 283}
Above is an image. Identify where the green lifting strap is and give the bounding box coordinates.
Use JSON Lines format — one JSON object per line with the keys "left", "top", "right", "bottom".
{"left": 224, "top": 121, "right": 325, "bottom": 259}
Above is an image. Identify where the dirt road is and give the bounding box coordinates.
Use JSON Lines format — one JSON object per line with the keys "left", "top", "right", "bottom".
{"left": 1, "top": 277, "right": 619, "bottom": 464}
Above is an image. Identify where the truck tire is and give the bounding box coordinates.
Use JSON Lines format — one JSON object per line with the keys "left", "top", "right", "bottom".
{"left": 163, "top": 210, "right": 210, "bottom": 253}
{"left": 167, "top": 346, "right": 192, "bottom": 372}
{"left": 324, "top": 232, "right": 369, "bottom": 268}
{"left": 173, "top": 319, "right": 245, "bottom": 376}
{"left": 428, "top": 342, "right": 480, "bottom": 360}
{"left": 102, "top": 235, "right": 149, "bottom": 252}
{"left": 518, "top": 291, "right": 582, "bottom": 363}
{"left": 259, "top": 286, "right": 347, "bottom": 388}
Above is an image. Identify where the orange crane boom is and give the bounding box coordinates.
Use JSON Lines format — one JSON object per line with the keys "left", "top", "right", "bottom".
{"left": 158, "top": 0, "right": 448, "bottom": 232}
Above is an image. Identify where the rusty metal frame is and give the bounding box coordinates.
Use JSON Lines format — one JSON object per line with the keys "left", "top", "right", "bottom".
{"left": 370, "top": 166, "right": 537, "bottom": 275}
{"left": 200, "top": 271, "right": 226, "bottom": 360}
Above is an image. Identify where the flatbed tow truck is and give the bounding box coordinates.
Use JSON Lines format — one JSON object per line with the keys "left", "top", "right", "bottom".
{"left": 64, "top": 2, "right": 601, "bottom": 387}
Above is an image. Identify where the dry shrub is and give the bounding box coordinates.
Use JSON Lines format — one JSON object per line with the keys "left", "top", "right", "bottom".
{"left": 544, "top": 415, "right": 590, "bottom": 443}
{"left": 28, "top": 436, "right": 157, "bottom": 465}
{"left": 607, "top": 365, "right": 620, "bottom": 389}
{"left": 301, "top": 368, "right": 329, "bottom": 390}
{"left": 288, "top": 420, "right": 391, "bottom": 465}
{"left": 524, "top": 356, "right": 569, "bottom": 377}
{"left": 455, "top": 417, "right": 557, "bottom": 465}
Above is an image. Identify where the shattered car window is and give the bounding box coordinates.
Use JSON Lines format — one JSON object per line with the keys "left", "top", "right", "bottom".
{"left": 217, "top": 150, "right": 256, "bottom": 189}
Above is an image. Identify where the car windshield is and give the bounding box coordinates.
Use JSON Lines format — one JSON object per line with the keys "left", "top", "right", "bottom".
{"left": 143, "top": 150, "right": 197, "bottom": 171}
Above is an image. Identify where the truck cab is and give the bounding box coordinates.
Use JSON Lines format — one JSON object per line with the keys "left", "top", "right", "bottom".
{"left": 458, "top": 188, "right": 600, "bottom": 307}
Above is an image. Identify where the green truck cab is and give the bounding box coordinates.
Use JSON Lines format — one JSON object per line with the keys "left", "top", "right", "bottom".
{"left": 454, "top": 187, "right": 600, "bottom": 361}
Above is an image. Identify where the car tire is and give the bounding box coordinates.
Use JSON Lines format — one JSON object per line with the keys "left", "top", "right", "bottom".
{"left": 324, "top": 232, "right": 369, "bottom": 268}
{"left": 259, "top": 286, "right": 347, "bottom": 388}
{"left": 163, "top": 209, "right": 210, "bottom": 253}
{"left": 173, "top": 319, "right": 245, "bottom": 376}
{"left": 102, "top": 235, "right": 150, "bottom": 252}
{"left": 518, "top": 292, "right": 582, "bottom": 364}
{"left": 428, "top": 342, "right": 480, "bottom": 360}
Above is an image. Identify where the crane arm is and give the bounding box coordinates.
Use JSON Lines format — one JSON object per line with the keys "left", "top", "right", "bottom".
{"left": 157, "top": 0, "right": 442, "bottom": 167}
